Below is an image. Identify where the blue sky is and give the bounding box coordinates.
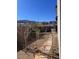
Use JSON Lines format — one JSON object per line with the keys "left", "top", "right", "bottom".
{"left": 17, "top": 0, "right": 57, "bottom": 22}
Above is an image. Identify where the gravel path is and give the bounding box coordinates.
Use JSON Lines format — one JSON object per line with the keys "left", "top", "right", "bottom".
{"left": 17, "top": 32, "right": 58, "bottom": 59}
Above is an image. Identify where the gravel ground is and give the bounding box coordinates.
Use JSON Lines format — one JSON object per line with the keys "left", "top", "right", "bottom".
{"left": 17, "top": 32, "right": 59, "bottom": 59}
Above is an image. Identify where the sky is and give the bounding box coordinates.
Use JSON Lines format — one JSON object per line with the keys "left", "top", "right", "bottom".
{"left": 17, "top": 0, "right": 57, "bottom": 22}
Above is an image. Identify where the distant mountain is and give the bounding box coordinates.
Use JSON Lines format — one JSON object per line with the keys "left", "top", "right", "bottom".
{"left": 17, "top": 20, "right": 56, "bottom": 25}
{"left": 17, "top": 20, "right": 37, "bottom": 23}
